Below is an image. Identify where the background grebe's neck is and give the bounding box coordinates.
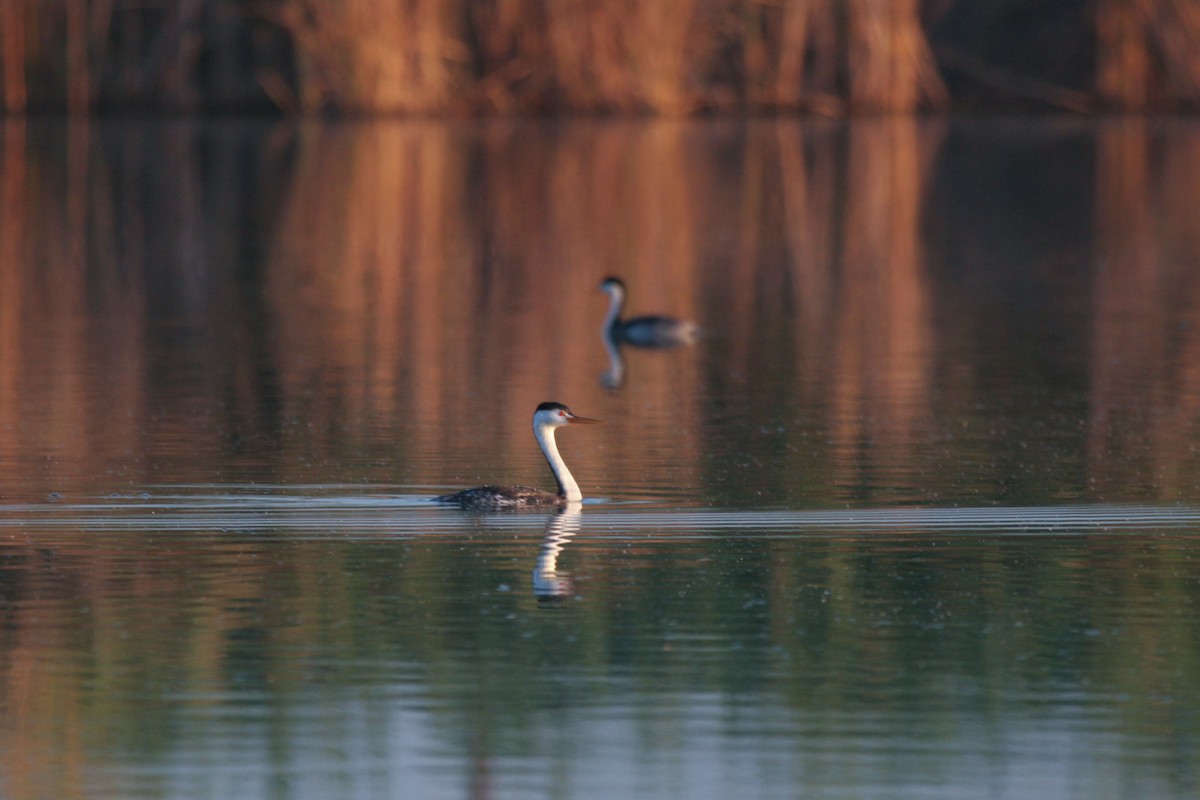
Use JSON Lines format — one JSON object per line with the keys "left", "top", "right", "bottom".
{"left": 534, "top": 422, "right": 582, "bottom": 502}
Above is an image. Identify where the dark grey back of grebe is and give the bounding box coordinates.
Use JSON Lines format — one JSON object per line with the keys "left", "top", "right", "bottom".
{"left": 613, "top": 315, "right": 698, "bottom": 347}
{"left": 436, "top": 484, "right": 563, "bottom": 511}
{"left": 600, "top": 276, "right": 698, "bottom": 348}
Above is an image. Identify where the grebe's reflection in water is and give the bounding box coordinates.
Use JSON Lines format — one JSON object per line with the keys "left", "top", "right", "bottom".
{"left": 533, "top": 503, "right": 582, "bottom": 604}
{"left": 600, "top": 329, "right": 626, "bottom": 390}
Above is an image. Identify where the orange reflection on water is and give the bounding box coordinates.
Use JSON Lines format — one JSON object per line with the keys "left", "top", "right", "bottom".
{"left": 0, "top": 117, "right": 1199, "bottom": 504}
{"left": 828, "top": 119, "right": 937, "bottom": 501}
{"left": 1089, "top": 118, "right": 1200, "bottom": 499}
{"left": 263, "top": 120, "right": 706, "bottom": 496}
{"left": 0, "top": 120, "right": 149, "bottom": 498}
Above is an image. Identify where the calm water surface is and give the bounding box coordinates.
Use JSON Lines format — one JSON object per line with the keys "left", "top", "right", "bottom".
{"left": 1, "top": 116, "right": 1199, "bottom": 799}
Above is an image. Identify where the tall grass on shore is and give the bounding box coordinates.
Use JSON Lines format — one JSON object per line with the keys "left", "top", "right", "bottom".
{"left": 269, "top": 0, "right": 722, "bottom": 114}
{"left": 270, "top": 0, "right": 470, "bottom": 112}
{"left": 541, "top": 0, "right": 710, "bottom": 113}
{"left": 2, "top": 0, "right": 225, "bottom": 113}
{"left": 847, "top": 0, "right": 947, "bottom": 111}
{"left": 395, "top": 0, "right": 945, "bottom": 113}
{"left": 1, "top": 0, "right": 1198, "bottom": 114}
{"left": 1095, "top": 0, "right": 1200, "bottom": 110}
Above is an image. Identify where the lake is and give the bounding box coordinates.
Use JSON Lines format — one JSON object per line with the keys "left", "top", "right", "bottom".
{"left": 0, "top": 115, "right": 1198, "bottom": 799}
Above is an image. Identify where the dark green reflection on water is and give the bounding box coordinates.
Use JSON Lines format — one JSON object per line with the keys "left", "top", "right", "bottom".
{"left": 0, "top": 512, "right": 1197, "bottom": 798}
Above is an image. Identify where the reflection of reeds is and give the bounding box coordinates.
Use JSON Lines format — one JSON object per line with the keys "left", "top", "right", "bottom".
{"left": 701, "top": 117, "right": 940, "bottom": 505}
{"left": 828, "top": 118, "right": 937, "bottom": 499}
{"left": 264, "top": 119, "right": 704, "bottom": 495}
{"left": 1090, "top": 118, "right": 1200, "bottom": 496}
{"left": 0, "top": 123, "right": 28, "bottom": 447}
{"left": 265, "top": 120, "right": 479, "bottom": 460}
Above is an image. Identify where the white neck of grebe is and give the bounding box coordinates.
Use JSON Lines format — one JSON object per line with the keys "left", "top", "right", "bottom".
{"left": 601, "top": 283, "right": 625, "bottom": 331}
{"left": 535, "top": 421, "right": 582, "bottom": 502}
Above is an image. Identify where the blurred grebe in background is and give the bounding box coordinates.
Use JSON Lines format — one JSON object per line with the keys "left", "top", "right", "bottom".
{"left": 600, "top": 276, "right": 699, "bottom": 347}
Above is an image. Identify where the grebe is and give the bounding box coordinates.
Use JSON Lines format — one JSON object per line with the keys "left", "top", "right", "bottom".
{"left": 435, "top": 402, "right": 601, "bottom": 510}
{"left": 600, "top": 276, "right": 699, "bottom": 347}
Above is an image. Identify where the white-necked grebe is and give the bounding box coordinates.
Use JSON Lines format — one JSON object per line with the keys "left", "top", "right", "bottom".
{"left": 435, "top": 402, "right": 601, "bottom": 510}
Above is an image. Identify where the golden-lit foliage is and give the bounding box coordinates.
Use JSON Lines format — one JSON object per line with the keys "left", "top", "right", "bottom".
{"left": 269, "top": 0, "right": 471, "bottom": 112}
{"left": 3, "top": 0, "right": 1199, "bottom": 114}
{"left": 846, "top": 0, "right": 948, "bottom": 111}
{"left": 266, "top": 0, "right": 946, "bottom": 113}
{"left": 1096, "top": 0, "right": 1200, "bottom": 110}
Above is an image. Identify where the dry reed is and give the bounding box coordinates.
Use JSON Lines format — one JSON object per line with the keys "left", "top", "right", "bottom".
{"left": 532, "top": 0, "right": 949, "bottom": 113}
{"left": 270, "top": 0, "right": 471, "bottom": 112}
{"left": 1096, "top": 0, "right": 1200, "bottom": 110}
{"left": 847, "top": 0, "right": 948, "bottom": 111}
{"left": 541, "top": 0, "right": 711, "bottom": 113}
{"left": 1, "top": 1, "right": 27, "bottom": 112}
{"left": 4, "top": 0, "right": 1200, "bottom": 114}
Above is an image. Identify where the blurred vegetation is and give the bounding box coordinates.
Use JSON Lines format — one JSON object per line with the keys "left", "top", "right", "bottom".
{"left": 1, "top": 0, "right": 1198, "bottom": 115}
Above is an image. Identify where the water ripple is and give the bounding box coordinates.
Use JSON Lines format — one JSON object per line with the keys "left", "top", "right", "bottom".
{"left": 0, "top": 491, "right": 1197, "bottom": 537}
